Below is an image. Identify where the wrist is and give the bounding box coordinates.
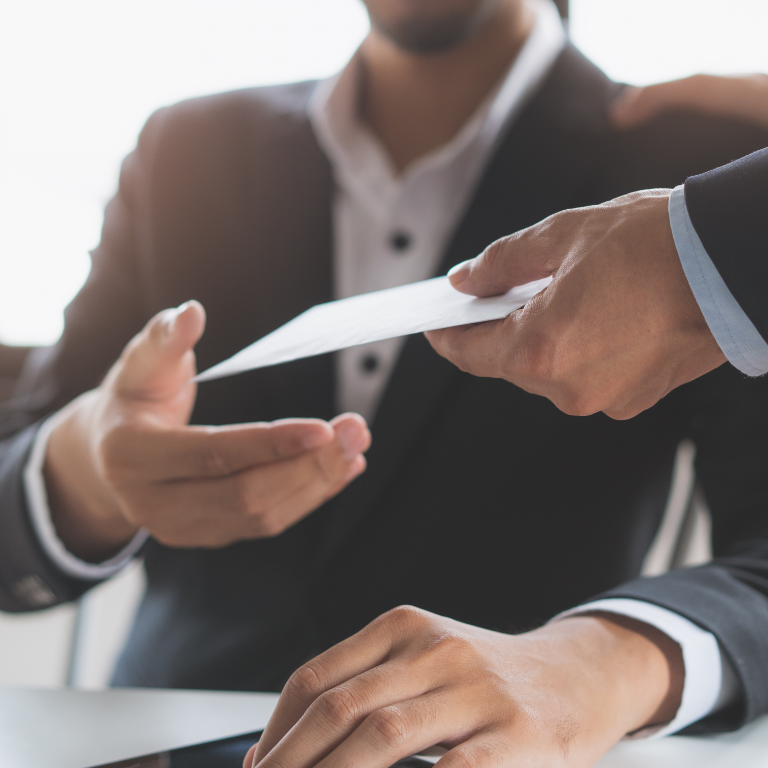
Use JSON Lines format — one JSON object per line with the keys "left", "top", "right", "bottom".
{"left": 44, "top": 392, "right": 139, "bottom": 561}
{"left": 539, "top": 613, "right": 682, "bottom": 735}
{"left": 582, "top": 612, "right": 683, "bottom": 728}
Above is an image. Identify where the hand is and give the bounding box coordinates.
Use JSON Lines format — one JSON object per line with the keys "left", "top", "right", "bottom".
{"left": 44, "top": 301, "right": 371, "bottom": 559}
{"left": 244, "top": 606, "right": 682, "bottom": 768}
{"left": 611, "top": 74, "right": 768, "bottom": 130}
{"left": 426, "top": 190, "right": 725, "bottom": 419}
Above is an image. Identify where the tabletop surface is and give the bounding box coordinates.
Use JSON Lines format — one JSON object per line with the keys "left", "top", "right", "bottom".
{"left": 1, "top": 686, "right": 767, "bottom": 768}
{"left": 0, "top": 687, "right": 277, "bottom": 768}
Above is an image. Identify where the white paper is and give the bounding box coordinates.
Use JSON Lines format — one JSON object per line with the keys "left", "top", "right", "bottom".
{"left": 195, "top": 275, "right": 552, "bottom": 382}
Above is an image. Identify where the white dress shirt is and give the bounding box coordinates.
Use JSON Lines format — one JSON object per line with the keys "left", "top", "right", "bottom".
{"left": 24, "top": 0, "right": 734, "bottom": 735}
{"left": 310, "top": 0, "right": 566, "bottom": 422}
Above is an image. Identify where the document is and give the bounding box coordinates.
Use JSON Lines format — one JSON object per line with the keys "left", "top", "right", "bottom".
{"left": 195, "top": 275, "right": 551, "bottom": 382}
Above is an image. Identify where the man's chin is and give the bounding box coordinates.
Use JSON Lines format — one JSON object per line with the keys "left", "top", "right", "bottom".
{"left": 374, "top": 16, "right": 483, "bottom": 53}
{"left": 366, "top": 0, "right": 503, "bottom": 55}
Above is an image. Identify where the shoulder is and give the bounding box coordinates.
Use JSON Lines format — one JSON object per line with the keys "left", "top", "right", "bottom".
{"left": 121, "top": 80, "right": 325, "bottom": 199}
{"left": 134, "top": 80, "right": 320, "bottom": 167}
{"left": 161, "top": 80, "right": 314, "bottom": 127}
{"left": 149, "top": 80, "right": 317, "bottom": 131}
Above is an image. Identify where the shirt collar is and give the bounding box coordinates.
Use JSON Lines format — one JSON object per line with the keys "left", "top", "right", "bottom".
{"left": 308, "top": 0, "right": 566, "bottom": 193}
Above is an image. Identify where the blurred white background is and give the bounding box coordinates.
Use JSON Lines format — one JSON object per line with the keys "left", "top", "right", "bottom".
{"left": 0, "top": 0, "right": 762, "bottom": 688}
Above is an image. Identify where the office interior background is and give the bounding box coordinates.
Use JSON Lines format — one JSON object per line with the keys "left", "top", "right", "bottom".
{"left": 1, "top": 0, "right": 767, "bottom": 690}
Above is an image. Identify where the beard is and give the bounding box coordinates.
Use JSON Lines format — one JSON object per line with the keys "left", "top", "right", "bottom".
{"left": 366, "top": 0, "right": 505, "bottom": 54}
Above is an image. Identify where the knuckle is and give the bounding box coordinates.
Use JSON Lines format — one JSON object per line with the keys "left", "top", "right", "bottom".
{"left": 380, "top": 605, "right": 428, "bottom": 634}
{"left": 232, "top": 476, "right": 266, "bottom": 518}
{"left": 481, "top": 237, "right": 509, "bottom": 272}
{"left": 248, "top": 495, "right": 267, "bottom": 517}
{"left": 257, "top": 514, "right": 287, "bottom": 538}
{"left": 285, "top": 663, "right": 328, "bottom": 702}
{"left": 514, "top": 334, "right": 558, "bottom": 382}
{"left": 313, "top": 445, "right": 342, "bottom": 485}
{"left": 146, "top": 311, "right": 170, "bottom": 345}
{"left": 445, "top": 746, "right": 482, "bottom": 768}
{"left": 428, "top": 631, "right": 473, "bottom": 664}
{"left": 199, "top": 435, "right": 232, "bottom": 476}
{"left": 368, "top": 707, "right": 410, "bottom": 748}
{"left": 318, "top": 686, "right": 363, "bottom": 729}
{"left": 558, "top": 389, "right": 600, "bottom": 417}
{"left": 605, "top": 406, "right": 636, "bottom": 421}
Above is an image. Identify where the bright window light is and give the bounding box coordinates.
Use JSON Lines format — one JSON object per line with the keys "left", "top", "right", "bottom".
{"left": 1, "top": 0, "right": 767, "bottom": 346}
{"left": 0, "top": 0, "right": 369, "bottom": 345}
{"left": 570, "top": 0, "right": 768, "bottom": 85}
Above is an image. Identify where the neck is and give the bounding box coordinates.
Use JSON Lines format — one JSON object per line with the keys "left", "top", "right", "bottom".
{"left": 359, "top": 0, "right": 534, "bottom": 172}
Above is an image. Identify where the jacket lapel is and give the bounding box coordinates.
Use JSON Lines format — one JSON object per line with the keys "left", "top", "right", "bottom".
{"left": 257, "top": 92, "right": 338, "bottom": 423}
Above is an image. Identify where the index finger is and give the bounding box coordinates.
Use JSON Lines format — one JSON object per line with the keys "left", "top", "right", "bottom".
{"left": 426, "top": 317, "right": 516, "bottom": 380}
{"left": 254, "top": 611, "right": 405, "bottom": 764}
{"left": 103, "top": 418, "right": 336, "bottom": 481}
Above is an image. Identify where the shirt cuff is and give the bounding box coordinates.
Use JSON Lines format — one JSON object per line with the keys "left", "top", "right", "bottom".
{"left": 555, "top": 597, "right": 739, "bottom": 738}
{"left": 669, "top": 184, "right": 768, "bottom": 377}
{"left": 23, "top": 414, "right": 149, "bottom": 581}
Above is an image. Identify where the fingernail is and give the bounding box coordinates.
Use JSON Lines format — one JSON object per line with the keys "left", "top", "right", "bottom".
{"left": 448, "top": 260, "right": 472, "bottom": 285}
{"left": 337, "top": 422, "right": 366, "bottom": 460}
{"left": 162, "top": 302, "right": 192, "bottom": 337}
{"left": 162, "top": 309, "right": 180, "bottom": 337}
{"left": 302, "top": 429, "right": 330, "bottom": 450}
{"left": 174, "top": 301, "right": 194, "bottom": 322}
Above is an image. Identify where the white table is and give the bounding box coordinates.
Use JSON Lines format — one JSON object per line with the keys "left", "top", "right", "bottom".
{"left": 1, "top": 687, "right": 767, "bottom": 768}
{"left": 0, "top": 687, "right": 276, "bottom": 768}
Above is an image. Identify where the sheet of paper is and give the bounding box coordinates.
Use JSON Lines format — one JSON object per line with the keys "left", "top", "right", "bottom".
{"left": 195, "top": 275, "right": 552, "bottom": 382}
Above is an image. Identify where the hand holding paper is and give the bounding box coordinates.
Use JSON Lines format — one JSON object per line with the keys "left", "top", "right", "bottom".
{"left": 195, "top": 275, "right": 551, "bottom": 382}
{"left": 428, "top": 192, "right": 725, "bottom": 419}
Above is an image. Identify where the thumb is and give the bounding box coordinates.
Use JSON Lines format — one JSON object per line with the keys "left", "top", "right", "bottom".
{"left": 448, "top": 225, "right": 556, "bottom": 297}
{"left": 111, "top": 301, "right": 206, "bottom": 402}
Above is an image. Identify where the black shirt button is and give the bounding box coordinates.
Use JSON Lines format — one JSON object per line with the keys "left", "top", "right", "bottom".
{"left": 360, "top": 354, "right": 380, "bottom": 374}
{"left": 389, "top": 231, "right": 412, "bottom": 252}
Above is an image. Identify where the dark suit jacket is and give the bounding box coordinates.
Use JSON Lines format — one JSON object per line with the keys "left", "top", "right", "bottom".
{"left": 685, "top": 147, "right": 768, "bottom": 341}
{"left": 2, "top": 45, "right": 768, "bottom": 735}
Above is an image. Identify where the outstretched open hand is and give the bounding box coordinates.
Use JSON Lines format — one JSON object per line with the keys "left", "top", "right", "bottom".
{"left": 45, "top": 301, "right": 371, "bottom": 559}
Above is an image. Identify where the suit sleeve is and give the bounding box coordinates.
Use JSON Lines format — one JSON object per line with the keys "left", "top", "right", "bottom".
{"left": 597, "top": 368, "right": 768, "bottom": 735}
{"left": 600, "top": 149, "right": 768, "bottom": 732}
{"left": 684, "top": 147, "right": 768, "bottom": 343}
{"left": 670, "top": 185, "right": 768, "bottom": 376}
{"left": 0, "top": 110, "right": 169, "bottom": 612}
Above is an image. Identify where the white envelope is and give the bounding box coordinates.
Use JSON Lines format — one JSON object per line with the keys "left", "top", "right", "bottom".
{"left": 194, "top": 275, "right": 551, "bottom": 382}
